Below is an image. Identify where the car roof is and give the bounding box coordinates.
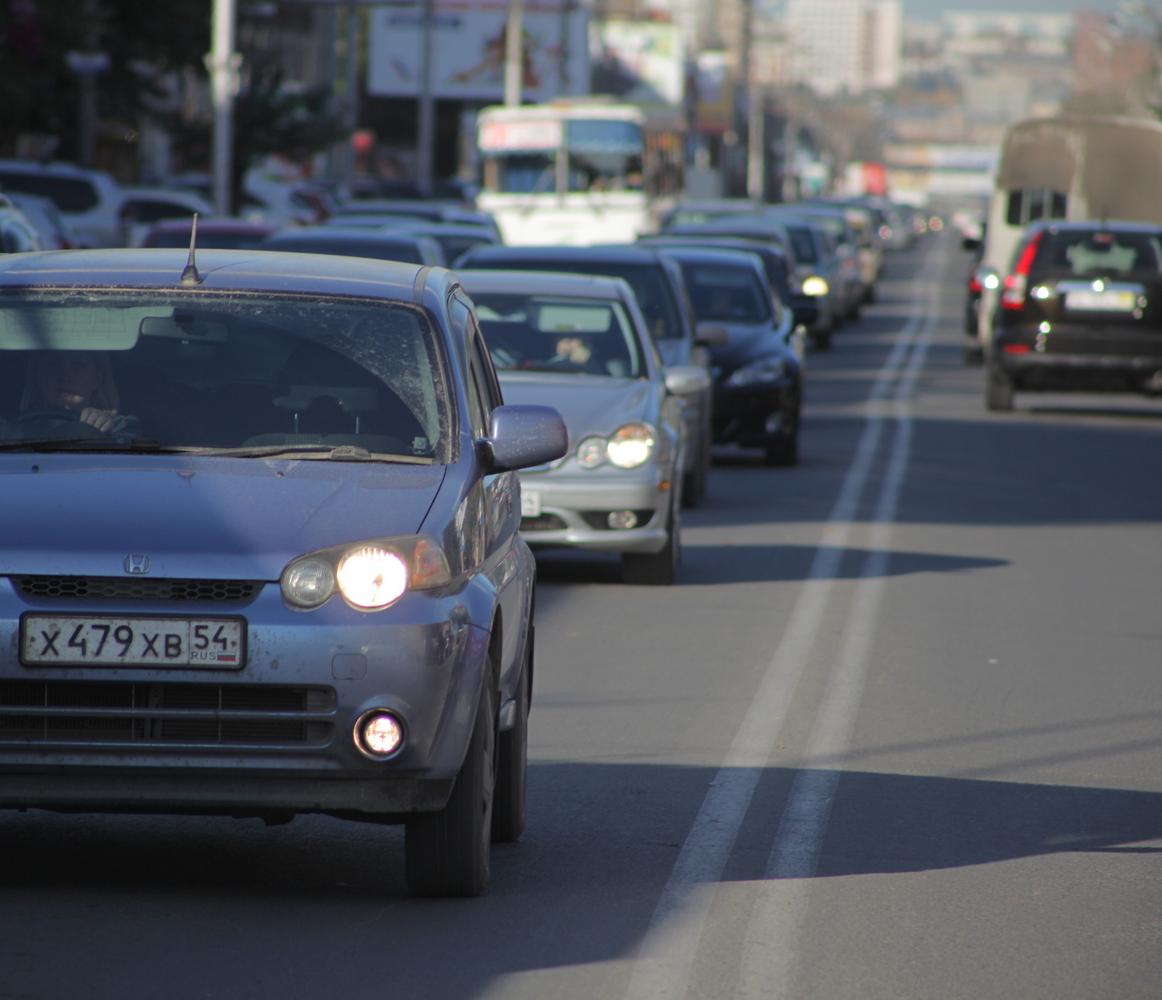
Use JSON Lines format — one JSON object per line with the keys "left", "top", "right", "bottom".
{"left": 457, "top": 268, "right": 634, "bottom": 300}
{"left": 0, "top": 248, "right": 449, "bottom": 302}
{"left": 463, "top": 243, "right": 668, "bottom": 265}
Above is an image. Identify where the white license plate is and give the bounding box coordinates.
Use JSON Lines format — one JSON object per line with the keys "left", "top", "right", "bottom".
{"left": 21, "top": 615, "right": 245, "bottom": 668}
{"left": 1064, "top": 289, "right": 1136, "bottom": 312}
{"left": 520, "top": 489, "right": 542, "bottom": 518}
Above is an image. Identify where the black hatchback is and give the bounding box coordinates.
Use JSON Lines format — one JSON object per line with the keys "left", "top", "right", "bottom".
{"left": 987, "top": 220, "right": 1162, "bottom": 411}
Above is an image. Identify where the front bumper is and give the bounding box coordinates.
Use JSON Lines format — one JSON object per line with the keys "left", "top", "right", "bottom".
{"left": 711, "top": 379, "right": 795, "bottom": 447}
{"left": 0, "top": 578, "right": 492, "bottom": 820}
{"left": 518, "top": 467, "right": 674, "bottom": 553}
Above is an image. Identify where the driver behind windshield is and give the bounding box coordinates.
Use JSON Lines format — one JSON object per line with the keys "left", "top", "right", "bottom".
{"left": 19, "top": 351, "right": 138, "bottom": 436}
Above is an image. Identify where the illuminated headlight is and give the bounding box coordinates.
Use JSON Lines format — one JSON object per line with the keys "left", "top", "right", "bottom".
{"left": 726, "top": 358, "right": 788, "bottom": 387}
{"left": 281, "top": 535, "right": 450, "bottom": 611}
{"left": 606, "top": 423, "right": 656, "bottom": 469}
{"left": 576, "top": 436, "right": 607, "bottom": 469}
{"left": 800, "top": 275, "right": 830, "bottom": 297}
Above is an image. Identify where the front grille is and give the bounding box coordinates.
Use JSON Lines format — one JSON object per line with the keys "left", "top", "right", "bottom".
{"left": 12, "top": 576, "right": 263, "bottom": 604}
{"left": 0, "top": 680, "right": 335, "bottom": 748}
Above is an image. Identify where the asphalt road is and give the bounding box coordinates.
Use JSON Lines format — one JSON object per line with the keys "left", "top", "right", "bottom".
{"left": 2, "top": 231, "right": 1161, "bottom": 1000}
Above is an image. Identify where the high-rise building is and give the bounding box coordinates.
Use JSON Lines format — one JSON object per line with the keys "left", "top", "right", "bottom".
{"left": 786, "top": 0, "right": 901, "bottom": 96}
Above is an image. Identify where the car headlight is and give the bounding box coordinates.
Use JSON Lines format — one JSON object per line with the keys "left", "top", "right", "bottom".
{"left": 725, "top": 357, "right": 788, "bottom": 387}
{"left": 281, "top": 535, "right": 451, "bottom": 611}
{"left": 606, "top": 423, "right": 656, "bottom": 469}
{"left": 800, "top": 275, "right": 830, "bottom": 297}
{"left": 576, "top": 435, "right": 607, "bottom": 469}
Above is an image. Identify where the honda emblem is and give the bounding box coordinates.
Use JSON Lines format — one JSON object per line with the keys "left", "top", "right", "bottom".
{"left": 124, "top": 554, "right": 151, "bottom": 575}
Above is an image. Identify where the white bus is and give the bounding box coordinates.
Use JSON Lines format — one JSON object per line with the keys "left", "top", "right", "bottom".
{"left": 970, "top": 114, "right": 1162, "bottom": 360}
{"left": 475, "top": 98, "right": 684, "bottom": 246}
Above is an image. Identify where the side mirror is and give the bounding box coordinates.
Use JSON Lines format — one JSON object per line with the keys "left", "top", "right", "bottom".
{"left": 694, "top": 322, "right": 729, "bottom": 347}
{"left": 664, "top": 364, "right": 711, "bottom": 396}
{"left": 482, "top": 404, "right": 568, "bottom": 472}
{"left": 962, "top": 235, "right": 982, "bottom": 252}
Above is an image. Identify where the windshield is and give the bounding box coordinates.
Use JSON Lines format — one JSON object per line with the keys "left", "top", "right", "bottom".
{"left": 473, "top": 293, "right": 644, "bottom": 378}
{"left": 679, "top": 261, "right": 772, "bottom": 324}
{"left": 0, "top": 291, "right": 449, "bottom": 460}
{"left": 565, "top": 120, "right": 644, "bottom": 192}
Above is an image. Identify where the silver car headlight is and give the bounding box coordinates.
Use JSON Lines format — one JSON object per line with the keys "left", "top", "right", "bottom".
{"left": 725, "top": 358, "right": 788, "bottom": 387}
{"left": 606, "top": 423, "right": 656, "bottom": 469}
{"left": 282, "top": 535, "right": 451, "bottom": 611}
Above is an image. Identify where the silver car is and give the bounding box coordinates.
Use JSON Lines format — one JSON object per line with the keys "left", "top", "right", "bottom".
{"left": 0, "top": 247, "right": 566, "bottom": 897}
{"left": 459, "top": 270, "right": 709, "bottom": 585}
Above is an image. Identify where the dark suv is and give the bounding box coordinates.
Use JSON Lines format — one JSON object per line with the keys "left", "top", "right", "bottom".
{"left": 987, "top": 220, "right": 1162, "bottom": 411}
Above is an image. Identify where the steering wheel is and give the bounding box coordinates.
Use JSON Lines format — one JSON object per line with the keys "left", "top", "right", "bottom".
{"left": 16, "top": 408, "right": 107, "bottom": 437}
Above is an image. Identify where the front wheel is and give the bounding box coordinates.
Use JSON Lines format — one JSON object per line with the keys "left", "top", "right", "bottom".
{"left": 405, "top": 681, "right": 497, "bottom": 897}
{"left": 622, "top": 495, "right": 680, "bottom": 585}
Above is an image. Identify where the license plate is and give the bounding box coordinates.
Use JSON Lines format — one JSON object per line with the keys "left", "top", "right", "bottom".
{"left": 21, "top": 615, "right": 246, "bottom": 668}
{"left": 1064, "top": 289, "right": 1136, "bottom": 312}
{"left": 520, "top": 489, "right": 542, "bottom": 518}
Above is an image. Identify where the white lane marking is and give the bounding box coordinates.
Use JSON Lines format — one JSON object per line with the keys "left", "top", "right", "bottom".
{"left": 621, "top": 248, "right": 946, "bottom": 1000}
{"left": 736, "top": 267, "right": 939, "bottom": 1000}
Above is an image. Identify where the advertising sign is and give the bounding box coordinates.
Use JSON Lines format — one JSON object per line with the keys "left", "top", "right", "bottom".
{"left": 368, "top": 1, "right": 589, "bottom": 102}
{"left": 590, "top": 21, "right": 685, "bottom": 106}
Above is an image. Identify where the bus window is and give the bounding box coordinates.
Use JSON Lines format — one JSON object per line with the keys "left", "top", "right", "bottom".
{"left": 483, "top": 153, "right": 556, "bottom": 195}
{"left": 565, "top": 120, "right": 644, "bottom": 192}
{"left": 1005, "top": 188, "right": 1067, "bottom": 227}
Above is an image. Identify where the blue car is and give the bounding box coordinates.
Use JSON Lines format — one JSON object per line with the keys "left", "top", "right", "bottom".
{"left": 0, "top": 247, "right": 566, "bottom": 897}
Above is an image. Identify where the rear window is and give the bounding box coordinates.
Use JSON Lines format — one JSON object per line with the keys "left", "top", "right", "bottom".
{"left": 1006, "top": 188, "right": 1066, "bottom": 227}
{"left": 1031, "top": 230, "right": 1162, "bottom": 279}
{"left": 0, "top": 171, "right": 98, "bottom": 213}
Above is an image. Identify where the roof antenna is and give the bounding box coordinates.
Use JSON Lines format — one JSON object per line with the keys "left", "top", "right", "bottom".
{"left": 180, "top": 213, "right": 203, "bottom": 285}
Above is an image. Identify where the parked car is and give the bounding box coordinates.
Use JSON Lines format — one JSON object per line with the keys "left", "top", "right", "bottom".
{"left": 261, "top": 226, "right": 446, "bottom": 266}
{"left": 0, "top": 194, "right": 42, "bottom": 253}
{"left": 0, "top": 158, "right": 122, "bottom": 247}
{"left": 0, "top": 247, "right": 567, "bottom": 896}
{"left": 656, "top": 246, "right": 802, "bottom": 466}
{"left": 456, "top": 243, "right": 715, "bottom": 506}
{"left": 115, "top": 186, "right": 216, "bottom": 246}
{"left": 986, "top": 219, "right": 1162, "bottom": 411}
{"left": 460, "top": 269, "right": 708, "bottom": 584}
{"left": 140, "top": 217, "right": 276, "bottom": 250}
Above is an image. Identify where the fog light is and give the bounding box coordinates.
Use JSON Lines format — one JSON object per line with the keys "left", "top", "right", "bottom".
{"left": 355, "top": 710, "right": 405, "bottom": 759}
{"left": 608, "top": 510, "right": 639, "bottom": 529}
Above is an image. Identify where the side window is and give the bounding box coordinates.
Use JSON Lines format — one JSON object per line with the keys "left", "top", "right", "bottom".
{"left": 1006, "top": 188, "right": 1067, "bottom": 226}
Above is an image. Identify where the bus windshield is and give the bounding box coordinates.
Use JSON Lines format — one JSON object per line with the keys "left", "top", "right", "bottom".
{"left": 565, "top": 120, "right": 644, "bottom": 192}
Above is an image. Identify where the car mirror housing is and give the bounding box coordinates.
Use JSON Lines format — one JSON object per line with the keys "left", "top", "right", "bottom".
{"left": 482, "top": 404, "right": 568, "bottom": 471}
{"left": 664, "top": 364, "right": 711, "bottom": 396}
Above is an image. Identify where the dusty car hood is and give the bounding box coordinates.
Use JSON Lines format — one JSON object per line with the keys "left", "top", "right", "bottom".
{"left": 0, "top": 455, "right": 446, "bottom": 579}
{"left": 500, "top": 374, "right": 656, "bottom": 439}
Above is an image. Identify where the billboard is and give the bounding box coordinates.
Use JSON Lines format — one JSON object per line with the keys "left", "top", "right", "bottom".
{"left": 590, "top": 21, "right": 685, "bottom": 106}
{"left": 367, "top": 1, "right": 589, "bottom": 102}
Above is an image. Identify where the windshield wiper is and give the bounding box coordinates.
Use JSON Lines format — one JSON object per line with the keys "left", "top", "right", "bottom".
{"left": 0, "top": 437, "right": 167, "bottom": 453}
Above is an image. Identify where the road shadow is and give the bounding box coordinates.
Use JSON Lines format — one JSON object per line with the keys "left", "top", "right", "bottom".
{"left": 532, "top": 544, "right": 1006, "bottom": 587}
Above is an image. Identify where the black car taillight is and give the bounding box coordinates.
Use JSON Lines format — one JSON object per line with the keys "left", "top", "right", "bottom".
{"left": 1001, "top": 233, "right": 1044, "bottom": 311}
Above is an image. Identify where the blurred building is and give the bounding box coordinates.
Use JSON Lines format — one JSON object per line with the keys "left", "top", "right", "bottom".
{"left": 1073, "top": 8, "right": 1159, "bottom": 114}
{"left": 783, "top": 0, "right": 902, "bottom": 97}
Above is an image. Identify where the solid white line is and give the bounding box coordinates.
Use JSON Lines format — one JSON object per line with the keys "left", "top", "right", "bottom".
{"left": 735, "top": 257, "right": 942, "bottom": 1000}
{"left": 621, "top": 254, "right": 943, "bottom": 1000}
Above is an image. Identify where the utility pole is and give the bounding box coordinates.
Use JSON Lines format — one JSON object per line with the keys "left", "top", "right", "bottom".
{"left": 209, "top": 0, "right": 240, "bottom": 216}
{"left": 505, "top": 0, "right": 524, "bottom": 106}
{"left": 416, "top": 0, "right": 436, "bottom": 193}
{"left": 744, "top": 0, "right": 764, "bottom": 202}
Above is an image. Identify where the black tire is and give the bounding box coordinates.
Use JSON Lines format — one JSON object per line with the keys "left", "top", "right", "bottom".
{"left": 405, "top": 681, "right": 497, "bottom": 897}
{"left": 985, "top": 365, "right": 1015, "bottom": 412}
{"left": 491, "top": 644, "right": 529, "bottom": 844}
{"left": 622, "top": 495, "right": 680, "bottom": 585}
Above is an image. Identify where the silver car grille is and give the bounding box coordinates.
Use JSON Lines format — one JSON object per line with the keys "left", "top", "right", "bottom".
{"left": 0, "top": 680, "right": 335, "bottom": 748}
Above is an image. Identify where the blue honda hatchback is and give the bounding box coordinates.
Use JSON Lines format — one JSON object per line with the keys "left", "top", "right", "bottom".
{"left": 0, "top": 247, "right": 566, "bottom": 896}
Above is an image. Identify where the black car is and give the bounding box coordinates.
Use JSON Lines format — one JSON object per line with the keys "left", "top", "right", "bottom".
{"left": 987, "top": 220, "right": 1162, "bottom": 411}
{"left": 456, "top": 243, "right": 715, "bottom": 505}
{"left": 655, "top": 245, "right": 802, "bottom": 466}
{"left": 261, "top": 226, "right": 446, "bottom": 266}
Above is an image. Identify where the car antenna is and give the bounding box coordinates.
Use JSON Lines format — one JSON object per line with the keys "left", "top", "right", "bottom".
{"left": 180, "top": 213, "right": 203, "bottom": 285}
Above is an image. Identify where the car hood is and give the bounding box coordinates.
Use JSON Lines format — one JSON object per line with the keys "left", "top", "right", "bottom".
{"left": 707, "top": 322, "right": 793, "bottom": 370}
{"left": 499, "top": 374, "right": 656, "bottom": 438}
{"left": 0, "top": 455, "right": 446, "bottom": 579}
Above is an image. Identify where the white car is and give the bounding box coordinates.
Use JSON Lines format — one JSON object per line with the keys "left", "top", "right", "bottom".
{"left": 0, "top": 159, "right": 122, "bottom": 247}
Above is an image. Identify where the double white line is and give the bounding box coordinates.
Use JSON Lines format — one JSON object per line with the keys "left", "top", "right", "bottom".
{"left": 623, "top": 243, "right": 946, "bottom": 1000}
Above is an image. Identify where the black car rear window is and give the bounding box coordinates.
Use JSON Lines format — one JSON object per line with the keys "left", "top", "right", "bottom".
{"left": 1031, "top": 230, "right": 1162, "bottom": 279}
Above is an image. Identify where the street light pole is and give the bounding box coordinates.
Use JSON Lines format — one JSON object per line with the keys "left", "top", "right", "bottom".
{"left": 416, "top": 0, "right": 435, "bottom": 194}
{"left": 505, "top": 0, "right": 524, "bottom": 107}
{"left": 209, "top": 0, "right": 239, "bottom": 216}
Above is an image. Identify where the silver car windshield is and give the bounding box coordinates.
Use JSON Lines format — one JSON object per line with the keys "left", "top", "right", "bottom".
{"left": 0, "top": 290, "right": 449, "bottom": 461}
{"left": 473, "top": 294, "right": 644, "bottom": 378}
